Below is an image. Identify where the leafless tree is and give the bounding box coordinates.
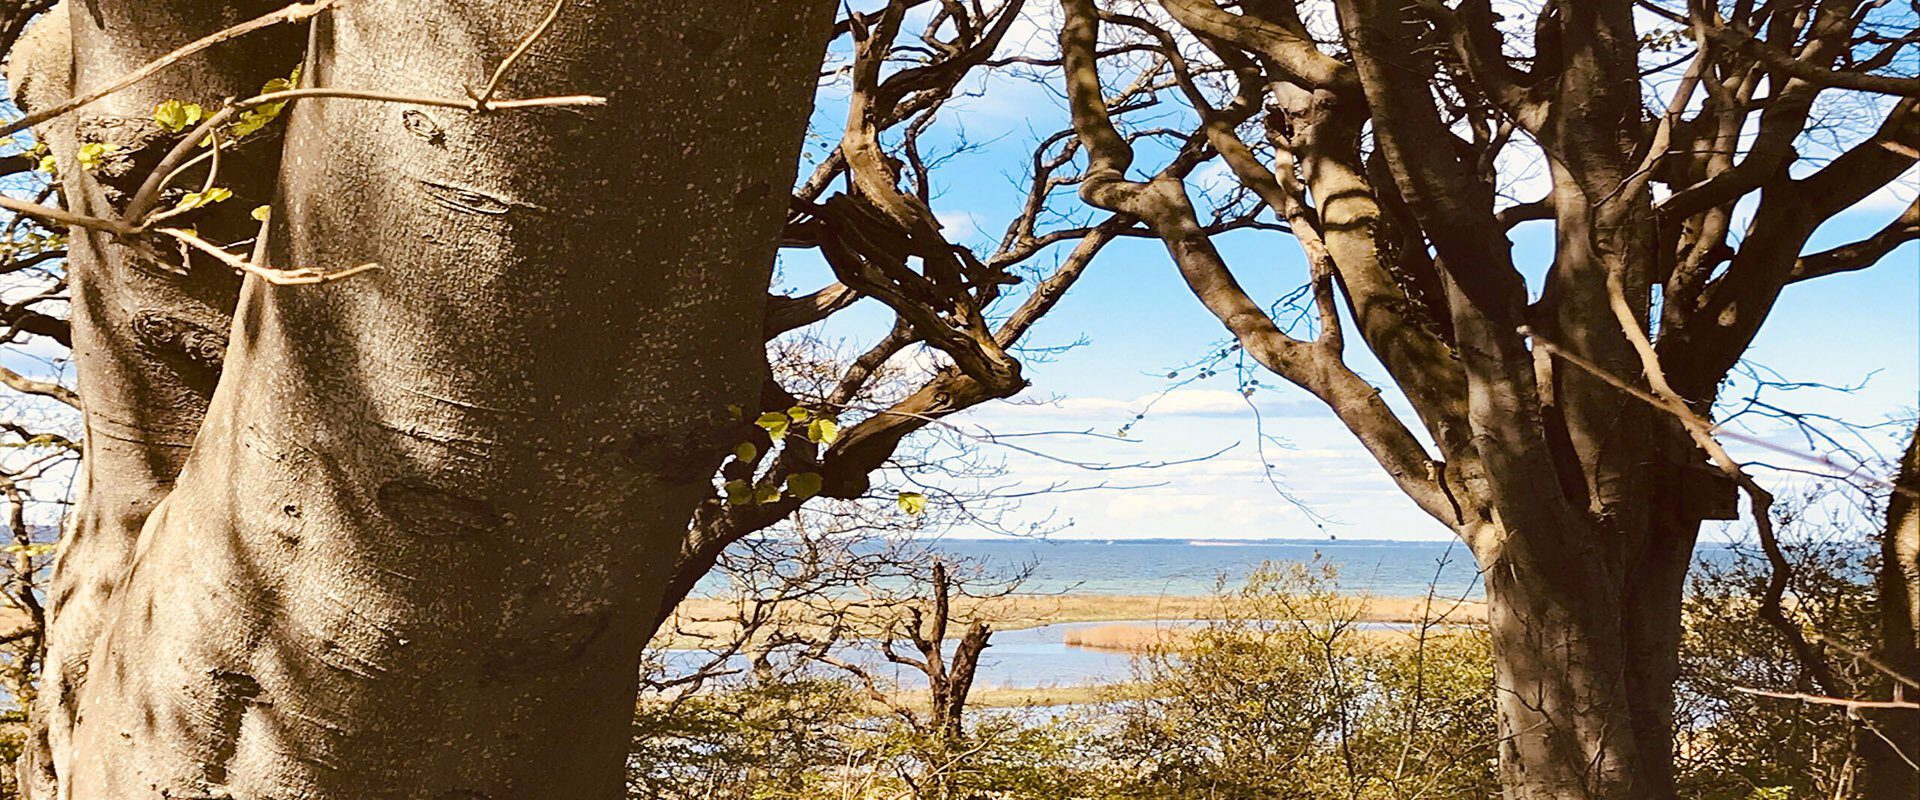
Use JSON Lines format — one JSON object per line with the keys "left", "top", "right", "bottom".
{"left": 1049, "top": 1, "right": 1917, "bottom": 797}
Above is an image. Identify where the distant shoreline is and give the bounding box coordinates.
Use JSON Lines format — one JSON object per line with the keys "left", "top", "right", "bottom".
{"left": 656, "top": 592, "right": 1486, "bottom": 650}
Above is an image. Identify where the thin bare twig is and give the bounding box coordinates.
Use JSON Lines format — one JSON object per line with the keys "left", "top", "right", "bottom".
{"left": 1734, "top": 686, "right": 1920, "bottom": 710}
{"left": 159, "top": 227, "right": 379, "bottom": 286}
{"left": 472, "top": 0, "right": 568, "bottom": 109}
{"left": 0, "top": 0, "right": 343, "bottom": 139}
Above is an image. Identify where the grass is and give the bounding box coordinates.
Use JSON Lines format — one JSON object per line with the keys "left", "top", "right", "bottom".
{"left": 912, "top": 683, "right": 1119, "bottom": 710}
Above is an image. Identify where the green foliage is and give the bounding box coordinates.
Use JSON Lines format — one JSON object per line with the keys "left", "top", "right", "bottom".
{"left": 629, "top": 674, "right": 1105, "bottom": 800}
{"left": 897, "top": 492, "right": 928, "bottom": 516}
{"left": 190, "top": 67, "right": 303, "bottom": 146}
{"left": 23, "top": 141, "right": 55, "bottom": 175}
{"left": 629, "top": 677, "right": 866, "bottom": 800}
{"left": 152, "top": 99, "right": 205, "bottom": 133}
{"left": 722, "top": 479, "right": 754, "bottom": 506}
{"left": 0, "top": 227, "right": 69, "bottom": 268}
{"left": 172, "top": 187, "right": 233, "bottom": 213}
{"left": 785, "top": 472, "right": 822, "bottom": 500}
{"left": 1673, "top": 511, "right": 1879, "bottom": 800}
{"left": 808, "top": 417, "right": 839, "bottom": 445}
{"left": 629, "top": 539, "right": 1902, "bottom": 800}
{"left": 727, "top": 405, "right": 844, "bottom": 507}
{"left": 0, "top": 710, "right": 24, "bottom": 800}
{"left": 1100, "top": 561, "right": 1498, "bottom": 800}
{"left": 75, "top": 142, "right": 120, "bottom": 173}
{"left": 2, "top": 543, "right": 54, "bottom": 558}
{"left": 754, "top": 411, "right": 790, "bottom": 440}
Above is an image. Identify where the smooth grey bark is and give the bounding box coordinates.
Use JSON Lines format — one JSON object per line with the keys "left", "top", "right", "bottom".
{"left": 9, "top": 4, "right": 301, "bottom": 795}
{"left": 27, "top": 1, "right": 835, "bottom": 797}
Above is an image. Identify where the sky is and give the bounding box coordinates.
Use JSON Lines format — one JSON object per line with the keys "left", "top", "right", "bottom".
{"left": 0, "top": 4, "right": 1913, "bottom": 542}
{"left": 787, "top": 2, "right": 1920, "bottom": 542}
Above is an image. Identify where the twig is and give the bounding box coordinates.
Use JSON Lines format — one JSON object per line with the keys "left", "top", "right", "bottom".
{"left": 159, "top": 227, "right": 379, "bottom": 286}
{"left": 1734, "top": 686, "right": 1920, "bottom": 710}
{"left": 0, "top": 0, "right": 344, "bottom": 139}
{"left": 1523, "top": 328, "right": 1915, "bottom": 499}
{"left": 0, "top": 366, "right": 77, "bottom": 409}
{"left": 0, "top": 195, "right": 129, "bottom": 236}
{"left": 123, "top": 87, "right": 605, "bottom": 224}
{"left": 472, "top": 0, "right": 569, "bottom": 109}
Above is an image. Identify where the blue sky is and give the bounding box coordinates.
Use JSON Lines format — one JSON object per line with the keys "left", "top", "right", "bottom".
{"left": 0, "top": 8, "right": 1912, "bottom": 541}
{"left": 792, "top": 10, "right": 1920, "bottom": 542}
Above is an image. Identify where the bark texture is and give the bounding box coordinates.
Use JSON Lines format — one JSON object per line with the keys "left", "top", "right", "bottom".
{"left": 25, "top": 1, "right": 835, "bottom": 796}
{"left": 11, "top": 4, "right": 302, "bottom": 794}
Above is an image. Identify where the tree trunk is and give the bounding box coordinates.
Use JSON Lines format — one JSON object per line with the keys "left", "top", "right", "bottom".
{"left": 10, "top": 4, "right": 300, "bottom": 794}
{"left": 37, "top": 1, "right": 834, "bottom": 796}
{"left": 1480, "top": 506, "right": 1702, "bottom": 800}
{"left": 1860, "top": 430, "right": 1920, "bottom": 798}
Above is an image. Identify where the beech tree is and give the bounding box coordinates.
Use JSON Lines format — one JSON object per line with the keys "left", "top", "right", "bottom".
{"left": 1, "top": 0, "right": 841, "bottom": 796}
{"left": 1052, "top": 1, "right": 1917, "bottom": 797}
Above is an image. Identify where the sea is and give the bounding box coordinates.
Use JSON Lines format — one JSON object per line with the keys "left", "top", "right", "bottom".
{"left": 695, "top": 536, "right": 1757, "bottom": 601}
{"left": 922, "top": 537, "right": 1490, "bottom": 598}
{"left": 668, "top": 537, "right": 1751, "bottom": 690}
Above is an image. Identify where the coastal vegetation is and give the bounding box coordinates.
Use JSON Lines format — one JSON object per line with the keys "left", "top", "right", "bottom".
{"left": 627, "top": 541, "right": 1887, "bottom": 800}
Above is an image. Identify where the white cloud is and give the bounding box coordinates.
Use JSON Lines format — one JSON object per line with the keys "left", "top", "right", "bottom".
{"left": 987, "top": 388, "right": 1326, "bottom": 422}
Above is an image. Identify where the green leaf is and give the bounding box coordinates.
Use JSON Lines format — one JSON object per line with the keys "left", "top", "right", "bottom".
{"left": 227, "top": 106, "right": 281, "bottom": 139}
{"left": 76, "top": 143, "right": 120, "bottom": 173}
{"left": 755, "top": 412, "right": 790, "bottom": 439}
{"left": 2, "top": 542, "right": 54, "bottom": 557}
{"left": 787, "top": 406, "right": 813, "bottom": 423}
{"left": 152, "top": 99, "right": 204, "bottom": 133}
{"left": 225, "top": 69, "right": 302, "bottom": 141}
{"left": 261, "top": 67, "right": 301, "bottom": 96}
{"left": 733, "top": 442, "right": 757, "bottom": 462}
{"left": 807, "top": 417, "right": 840, "bottom": 445}
{"left": 173, "top": 187, "right": 233, "bottom": 212}
{"left": 250, "top": 205, "right": 272, "bottom": 222}
{"left": 786, "top": 472, "right": 823, "bottom": 500}
{"left": 897, "top": 492, "right": 928, "bottom": 516}
{"left": 753, "top": 484, "right": 781, "bottom": 505}
{"left": 723, "top": 479, "right": 753, "bottom": 506}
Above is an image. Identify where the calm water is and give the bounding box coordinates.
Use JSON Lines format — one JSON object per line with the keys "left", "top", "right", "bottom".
{"left": 923, "top": 537, "right": 1487, "bottom": 597}
{"left": 658, "top": 619, "right": 1163, "bottom": 690}
{"left": 696, "top": 537, "right": 1749, "bottom": 600}
{"left": 672, "top": 538, "right": 1748, "bottom": 689}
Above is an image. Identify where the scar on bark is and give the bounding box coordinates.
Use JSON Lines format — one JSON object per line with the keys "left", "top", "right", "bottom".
{"left": 401, "top": 109, "right": 446, "bottom": 145}
{"left": 376, "top": 480, "right": 505, "bottom": 538}
{"left": 479, "top": 607, "right": 613, "bottom": 682}
{"left": 133, "top": 309, "right": 229, "bottom": 369}
{"left": 199, "top": 669, "right": 262, "bottom": 788}
{"left": 418, "top": 179, "right": 521, "bottom": 216}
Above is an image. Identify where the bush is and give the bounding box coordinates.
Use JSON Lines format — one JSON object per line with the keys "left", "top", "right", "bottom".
{"left": 628, "top": 676, "right": 865, "bottom": 800}
{"left": 1099, "top": 561, "right": 1499, "bottom": 800}
{"left": 1674, "top": 505, "right": 1880, "bottom": 800}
